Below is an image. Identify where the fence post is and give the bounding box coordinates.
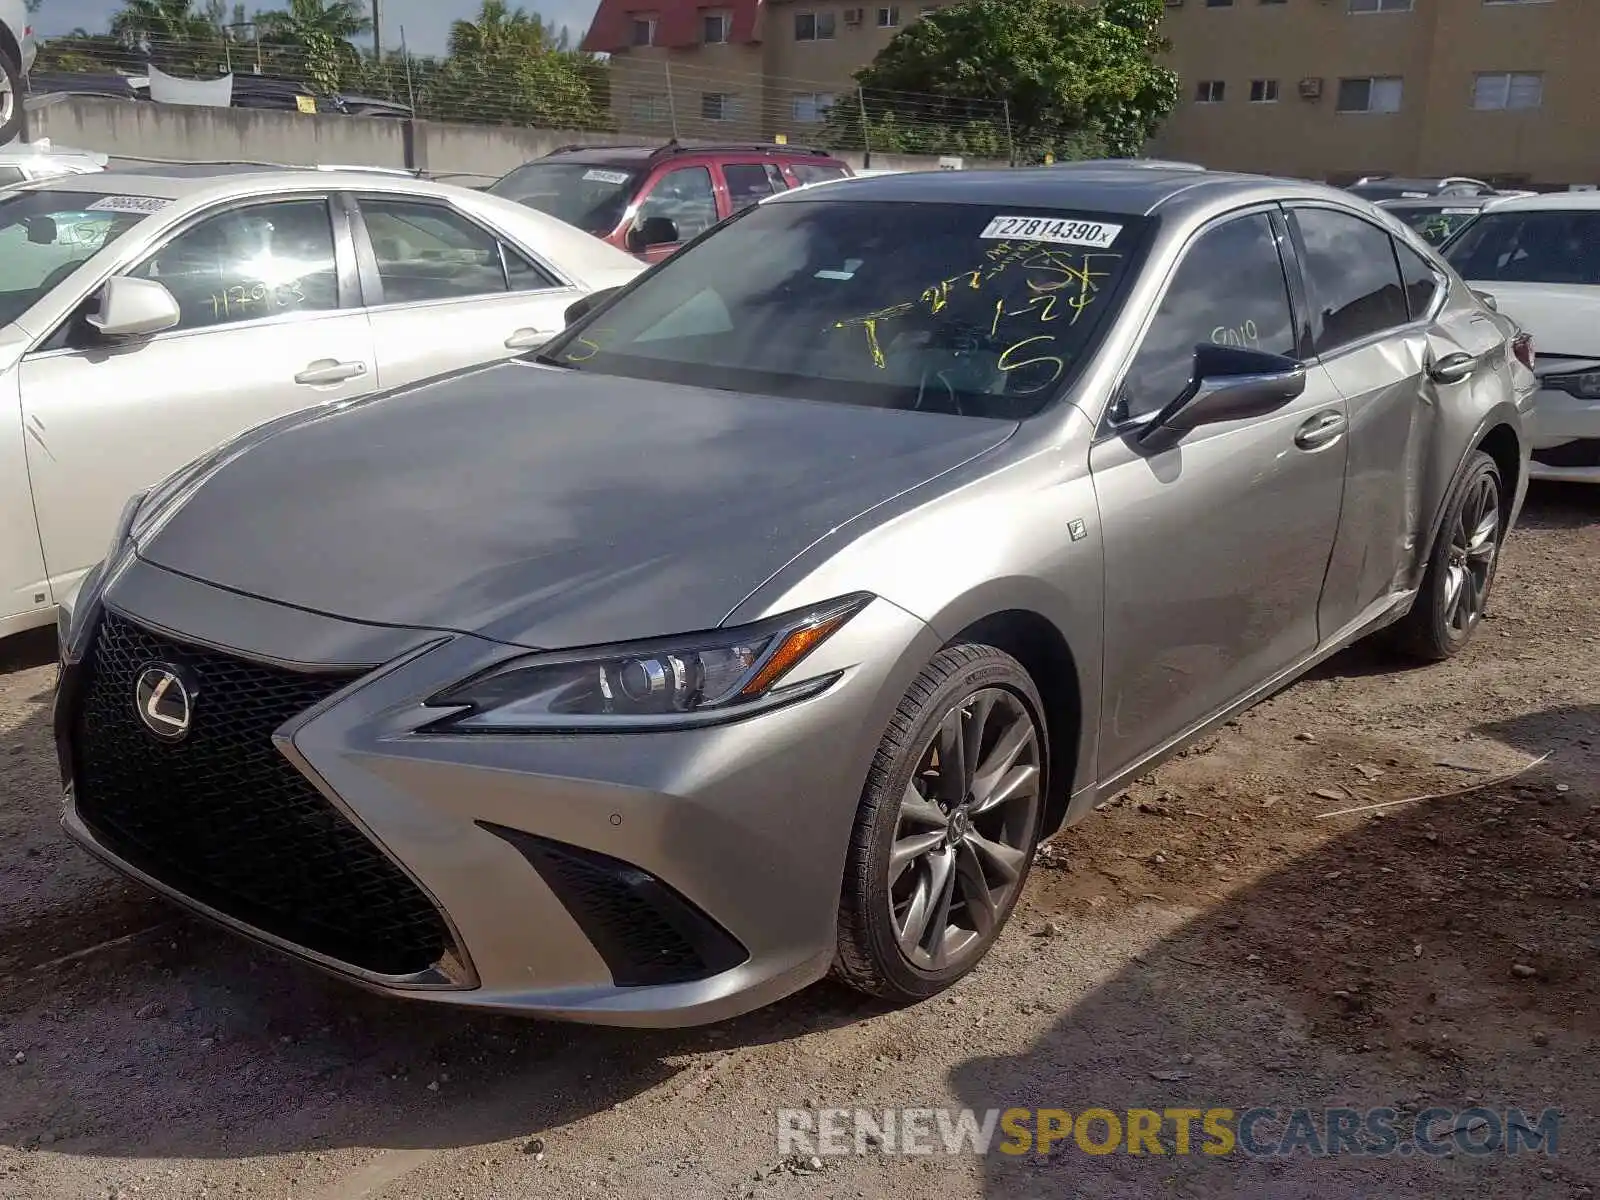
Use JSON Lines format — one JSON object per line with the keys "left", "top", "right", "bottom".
{"left": 1003, "top": 99, "right": 1016, "bottom": 167}
{"left": 664, "top": 59, "right": 680, "bottom": 139}
{"left": 857, "top": 85, "right": 872, "bottom": 168}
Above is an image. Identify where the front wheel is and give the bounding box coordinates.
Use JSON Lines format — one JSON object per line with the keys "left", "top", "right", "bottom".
{"left": 0, "top": 51, "right": 20, "bottom": 146}
{"left": 834, "top": 643, "right": 1047, "bottom": 1002}
{"left": 1392, "top": 450, "right": 1502, "bottom": 661}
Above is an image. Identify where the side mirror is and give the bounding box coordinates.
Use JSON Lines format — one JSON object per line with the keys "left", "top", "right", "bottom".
{"left": 564, "top": 285, "right": 622, "bottom": 327}
{"left": 626, "top": 216, "right": 678, "bottom": 252}
{"left": 1471, "top": 288, "right": 1498, "bottom": 312}
{"left": 87, "top": 277, "right": 181, "bottom": 340}
{"left": 1136, "top": 344, "right": 1307, "bottom": 454}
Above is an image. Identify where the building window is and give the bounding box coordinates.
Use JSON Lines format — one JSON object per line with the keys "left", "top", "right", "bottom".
{"left": 794, "top": 10, "right": 836, "bottom": 38}
{"left": 1205, "top": 0, "right": 1233, "bottom": 6}
{"left": 1348, "top": 0, "right": 1411, "bottom": 11}
{"left": 1195, "top": 80, "right": 1226, "bottom": 103}
{"left": 1473, "top": 71, "right": 1542, "bottom": 109}
{"left": 877, "top": 6, "right": 901, "bottom": 25}
{"left": 629, "top": 94, "right": 667, "bottom": 122}
{"left": 1249, "top": 79, "right": 1279, "bottom": 102}
{"left": 630, "top": 16, "right": 656, "bottom": 44}
{"left": 702, "top": 11, "right": 730, "bottom": 42}
{"left": 1336, "top": 76, "right": 1403, "bottom": 112}
{"left": 701, "top": 92, "right": 736, "bottom": 121}
{"left": 1260, "top": 0, "right": 1287, "bottom": 5}
{"left": 792, "top": 92, "right": 836, "bottom": 122}
{"left": 919, "top": 3, "right": 937, "bottom": 11}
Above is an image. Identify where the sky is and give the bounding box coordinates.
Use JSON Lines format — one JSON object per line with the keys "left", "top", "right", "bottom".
{"left": 34, "top": 0, "right": 602, "bottom": 57}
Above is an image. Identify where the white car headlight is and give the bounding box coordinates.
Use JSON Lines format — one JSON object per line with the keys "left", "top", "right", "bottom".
{"left": 423, "top": 594, "right": 871, "bottom": 733}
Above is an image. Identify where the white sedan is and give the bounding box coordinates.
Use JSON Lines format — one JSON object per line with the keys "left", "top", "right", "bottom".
{"left": 0, "top": 165, "right": 643, "bottom": 638}
{"left": 1441, "top": 191, "right": 1600, "bottom": 482}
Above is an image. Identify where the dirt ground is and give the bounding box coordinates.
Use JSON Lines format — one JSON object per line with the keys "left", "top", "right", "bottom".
{"left": 0, "top": 484, "right": 1595, "bottom": 1200}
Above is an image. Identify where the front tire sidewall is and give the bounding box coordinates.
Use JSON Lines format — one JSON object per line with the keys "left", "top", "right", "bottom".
{"left": 0, "top": 54, "right": 20, "bottom": 147}
{"left": 849, "top": 648, "right": 1047, "bottom": 1000}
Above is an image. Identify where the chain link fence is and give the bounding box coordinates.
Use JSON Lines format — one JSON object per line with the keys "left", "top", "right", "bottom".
{"left": 31, "top": 33, "right": 1103, "bottom": 164}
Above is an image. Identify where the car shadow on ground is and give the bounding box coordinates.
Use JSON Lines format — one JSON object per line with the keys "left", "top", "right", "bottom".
{"left": 0, "top": 627, "right": 55, "bottom": 676}
{"left": 949, "top": 702, "right": 1598, "bottom": 1197}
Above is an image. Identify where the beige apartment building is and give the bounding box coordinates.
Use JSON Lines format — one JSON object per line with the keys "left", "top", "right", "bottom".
{"left": 583, "top": 0, "right": 1600, "bottom": 186}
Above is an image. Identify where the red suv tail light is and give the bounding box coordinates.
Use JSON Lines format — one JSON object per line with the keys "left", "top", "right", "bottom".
{"left": 1512, "top": 332, "right": 1535, "bottom": 371}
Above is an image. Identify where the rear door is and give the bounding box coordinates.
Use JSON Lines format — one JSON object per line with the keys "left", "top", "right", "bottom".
{"left": 718, "top": 160, "right": 783, "bottom": 215}
{"left": 1287, "top": 205, "right": 1496, "bottom": 636}
{"left": 350, "top": 192, "right": 582, "bottom": 389}
{"left": 17, "top": 194, "right": 374, "bottom": 597}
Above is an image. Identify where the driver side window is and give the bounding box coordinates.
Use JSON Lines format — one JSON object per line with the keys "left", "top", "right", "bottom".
{"left": 127, "top": 198, "right": 339, "bottom": 332}
{"left": 1121, "top": 213, "right": 1297, "bottom": 419}
{"left": 634, "top": 166, "right": 717, "bottom": 244}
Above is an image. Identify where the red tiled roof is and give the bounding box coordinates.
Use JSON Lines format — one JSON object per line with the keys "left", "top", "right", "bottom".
{"left": 582, "top": 0, "right": 763, "bottom": 52}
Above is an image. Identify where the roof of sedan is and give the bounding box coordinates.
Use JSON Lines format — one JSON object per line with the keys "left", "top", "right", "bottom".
{"left": 31, "top": 163, "right": 442, "bottom": 201}
{"left": 765, "top": 164, "right": 1346, "bottom": 217}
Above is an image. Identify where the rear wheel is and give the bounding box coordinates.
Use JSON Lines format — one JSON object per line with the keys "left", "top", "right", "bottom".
{"left": 834, "top": 644, "right": 1046, "bottom": 1002}
{"left": 0, "top": 50, "right": 20, "bottom": 146}
{"left": 1392, "top": 450, "right": 1502, "bottom": 661}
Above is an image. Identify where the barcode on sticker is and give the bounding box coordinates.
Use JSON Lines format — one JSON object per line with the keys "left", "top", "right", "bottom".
{"left": 583, "top": 169, "right": 631, "bottom": 185}
{"left": 978, "top": 215, "right": 1122, "bottom": 249}
{"left": 85, "top": 195, "right": 171, "bottom": 215}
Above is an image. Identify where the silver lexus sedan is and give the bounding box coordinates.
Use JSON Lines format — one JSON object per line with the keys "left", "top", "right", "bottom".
{"left": 56, "top": 166, "right": 1535, "bottom": 1026}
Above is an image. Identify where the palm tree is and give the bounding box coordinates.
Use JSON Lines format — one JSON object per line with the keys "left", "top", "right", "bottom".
{"left": 110, "top": 0, "right": 218, "bottom": 46}
{"left": 253, "top": 0, "right": 371, "bottom": 45}
{"left": 447, "top": 0, "right": 552, "bottom": 61}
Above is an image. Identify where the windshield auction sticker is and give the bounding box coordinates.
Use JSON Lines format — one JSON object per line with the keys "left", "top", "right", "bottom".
{"left": 582, "top": 169, "right": 632, "bottom": 185}
{"left": 978, "top": 215, "right": 1122, "bottom": 248}
{"left": 85, "top": 195, "right": 172, "bottom": 215}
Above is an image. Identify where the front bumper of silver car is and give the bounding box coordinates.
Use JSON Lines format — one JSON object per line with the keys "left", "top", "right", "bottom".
{"left": 55, "top": 556, "right": 938, "bottom": 1026}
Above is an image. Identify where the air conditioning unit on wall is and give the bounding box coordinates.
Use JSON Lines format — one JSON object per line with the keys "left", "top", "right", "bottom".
{"left": 844, "top": 7, "right": 864, "bottom": 24}
{"left": 1298, "top": 77, "right": 1324, "bottom": 99}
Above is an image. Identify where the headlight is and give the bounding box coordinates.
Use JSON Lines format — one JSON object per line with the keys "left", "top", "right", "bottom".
{"left": 424, "top": 593, "right": 872, "bottom": 733}
{"left": 1544, "top": 370, "right": 1600, "bottom": 400}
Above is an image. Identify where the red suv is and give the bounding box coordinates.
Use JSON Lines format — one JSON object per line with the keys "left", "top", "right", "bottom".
{"left": 486, "top": 141, "right": 853, "bottom": 262}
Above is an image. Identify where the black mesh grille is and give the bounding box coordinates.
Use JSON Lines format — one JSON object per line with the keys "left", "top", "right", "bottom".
{"left": 482, "top": 823, "right": 747, "bottom": 987}
{"left": 72, "top": 612, "right": 453, "bottom": 977}
{"left": 1531, "top": 439, "right": 1600, "bottom": 469}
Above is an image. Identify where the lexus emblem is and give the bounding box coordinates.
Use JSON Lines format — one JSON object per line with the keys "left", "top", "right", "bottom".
{"left": 134, "top": 663, "right": 196, "bottom": 742}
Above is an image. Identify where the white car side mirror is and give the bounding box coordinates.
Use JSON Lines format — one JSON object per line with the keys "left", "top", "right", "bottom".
{"left": 88, "top": 276, "right": 181, "bottom": 339}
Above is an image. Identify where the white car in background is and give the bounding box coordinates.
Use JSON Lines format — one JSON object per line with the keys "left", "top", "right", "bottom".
{"left": 1442, "top": 191, "right": 1600, "bottom": 483}
{"left": 0, "top": 140, "right": 106, "bottom": 189}
{"left": 0, "top": 0, "right": 35, "bottom": 145}
{"left": 0, "top": 165, "right": 642, "bottom": 638}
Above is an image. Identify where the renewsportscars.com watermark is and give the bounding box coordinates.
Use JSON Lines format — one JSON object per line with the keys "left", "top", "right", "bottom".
{"left": 777, "top": 1106, "right": 1562, "bottom": 1159}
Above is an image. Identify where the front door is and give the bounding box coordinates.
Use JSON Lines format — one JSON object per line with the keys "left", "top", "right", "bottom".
{"left": 1090, "top": 209, "right": 1349, "bottom": 780}
{"left": 18, "top": 196, "right": 375, "bottom": 596}
{"left": 625, "top": 165, "right": 720, "bottom": 262}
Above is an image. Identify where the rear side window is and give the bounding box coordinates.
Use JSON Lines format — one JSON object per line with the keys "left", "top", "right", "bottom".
{"left": 791, "top": 163, "right": 848, "bottom": 186}
{"left": 0, "top": 165, "right": 24, "bottom": 186}
{"left": 1122, "top": 212, "right": 1296, "bottom": 419}
{"left": 1394, "top": 239, "right": 1442, "bottom": 319}
{"left": 723, "top": 163, "right": 775, "bottom": 213}
{"left": 1293, "top": 207, "right": 1409, "bottom": 353}
{"left": 1444, "top": 210, "right": 1600, "bottom": 286}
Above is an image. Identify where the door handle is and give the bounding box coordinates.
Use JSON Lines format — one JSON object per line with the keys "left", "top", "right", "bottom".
{"left": 1427, "top": 350, "right": 1478, "bottom": 385}
{"left": 505, "top": 328, "right": 558, "bottom": 350}
{"left": 295, "top": 359, "right": 368, "bottom": 386}
{"left": 1294, "top": 409, "right": 1347, "bottom": 450}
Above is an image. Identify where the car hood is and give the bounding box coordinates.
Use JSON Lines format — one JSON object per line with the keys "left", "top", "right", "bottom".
{"left": 137, "top": 362, "right": 1016, "bottom": 650}
{"left": 1461, "top": 280, "right": 1600, "bottom": 358}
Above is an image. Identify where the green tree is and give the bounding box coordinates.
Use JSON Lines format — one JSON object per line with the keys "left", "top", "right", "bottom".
{"left": 253, "top": 0, "right": 370, "bottom": 91}
{"left": 825, "top": 0, "right": 1177, "bottom": 161}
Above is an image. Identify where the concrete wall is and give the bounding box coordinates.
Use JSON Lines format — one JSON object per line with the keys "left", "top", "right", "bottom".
{"left": 24, "top": 94, "right": 994, "bottom": 184}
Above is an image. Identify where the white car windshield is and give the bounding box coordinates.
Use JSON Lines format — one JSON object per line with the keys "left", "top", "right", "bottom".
{"left": 0, "top": 189, "right": 159, "bottom": 325}
{"left": 542, "top": 199, "right": 1148, "bottom": 419}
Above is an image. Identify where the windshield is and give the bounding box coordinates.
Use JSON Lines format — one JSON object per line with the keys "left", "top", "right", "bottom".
{"left": 0, "top": 189, "right": 159, "bottom": 326}
{"left": 1389, "top": 204, "right": 1483, "bottom": 246}
{"left": 542, "top": 200, "right": 1146, "bottom": 419}
{"left": 487, "top": 161, "right": 641, "bottom": 235}
{"left": 1444, "top": 210, "right": 1600, "bottom": 285}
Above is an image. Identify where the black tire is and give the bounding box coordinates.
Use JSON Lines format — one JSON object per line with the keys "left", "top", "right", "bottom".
{"left": 834, "top": 643, "right": 1047, "bottom": 1002}
{"left": 1392, "top": 450, "right": 1503, "bottom": 662}
{"left": 0, "top": 51, "right": 20, "bottom": 147}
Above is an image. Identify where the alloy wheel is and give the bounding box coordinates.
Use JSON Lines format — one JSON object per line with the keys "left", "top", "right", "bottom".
{"left": 0, "top": 78, "right": 12, "bottom": 126}
{"left": 1443, "top": 472, "right": 1499, "bottom": 633}
{"left": 888, "top": 687, "right": 1041, "bottom": 971}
